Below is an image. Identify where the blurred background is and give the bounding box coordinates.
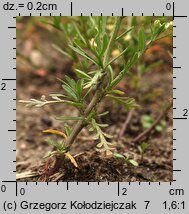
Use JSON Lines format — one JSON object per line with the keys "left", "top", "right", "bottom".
{"left": 16, "top": 17, "right": 173, "bottom": 182}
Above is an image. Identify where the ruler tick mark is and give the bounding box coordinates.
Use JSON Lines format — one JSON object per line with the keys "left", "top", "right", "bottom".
{"left": 71, "top": 2, "right": 73, "bottom": 16}
{"left": 173, "top": 117, "right": 187, "bottom": 120}
{"left": 117, "top": 182, "right": 120, "bottom": 196}
{"left": 2, "top": 78, "right": 16, "bottom": 81}
{"left": 16, "top": 182, "right": 18, "bottom": 196}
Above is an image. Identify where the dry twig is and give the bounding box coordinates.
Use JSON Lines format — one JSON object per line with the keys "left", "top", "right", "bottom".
{"left": 119, "top": 109, "right": 135, "bottom": 137}
{"left": 132, "top": 102, "right": 172, "bottom": 144}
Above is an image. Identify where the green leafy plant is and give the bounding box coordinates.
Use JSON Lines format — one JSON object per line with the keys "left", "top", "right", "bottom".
{"left": 137, "top": 142, "right": 150, "bottom": 161}
{"left": 141, "top": 115, "right": 166, "bottom": 132}
{"left": 113, "top": 153, "right": 138, "bottom": 167}
{"left": 19, "top": 17, "right": 172, "bottom": 172}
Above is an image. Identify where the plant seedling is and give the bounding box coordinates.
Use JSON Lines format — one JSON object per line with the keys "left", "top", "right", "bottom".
{"left": 137, "top": 142, "right": 150, "bottom": 161}
{"left": 141, "top": 115, "right": 166, "bottom": 132}
{"left": 113, "top": 153, "right": 138, "bottom": 167}
{"left": 19, "top": 17, "right": 172, "bottom": 174}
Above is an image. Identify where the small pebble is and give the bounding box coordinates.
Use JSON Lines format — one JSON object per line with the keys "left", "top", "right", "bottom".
{"left": 41, "top": 116, "right": 52, "bottom": 126}
{"left": 25, "top": 136, "right": 34, "bottom": 143}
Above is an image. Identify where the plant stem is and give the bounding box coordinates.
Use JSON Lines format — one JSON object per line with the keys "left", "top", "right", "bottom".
{"left": 65, "top": 17, "right": 122, "bottom": 150}
{"left": 65, "top": 86, "right": 105, "bottom": 149}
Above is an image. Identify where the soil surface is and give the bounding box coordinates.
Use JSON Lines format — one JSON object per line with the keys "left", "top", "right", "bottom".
{"left": 16, "top": 20, "right": 173, "bottom": 182}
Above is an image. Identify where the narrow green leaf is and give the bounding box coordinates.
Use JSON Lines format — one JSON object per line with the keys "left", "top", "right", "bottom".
{"left": 98, "top": 17, "right": 107, "bottom": 36}
{"left": 73, "top": 23, "right": 87, "bottom": 45}
{"left": 113, "top": 153, "right": 125, "bottom": 159}
{"left": 50, "top": 93, "right": 66, "bottom": 98}
{"left": 155, "top": 24, "right": 166, "bottom": 36}
{"left": 98, "top": 111, "right": 109, "bottom": 117}
{"left": 62, "top": 85, "right": 78, "bottom": 101}
{"left": 138, "top": 27, "right": 146, "bottom": 51}
{"left": 99, "top": 33, "right": 109, "bottom": 57}
{"left": 107, "top": 95, "right": 138, "bottom": 110}
{"left": 116, "top": 27, "right": 134, "bottom": 41}
{"left": 52, "top": 44, "right": 73, "bottom": 59}
{"left": 53, "top": 17, "right": 61, "bottom": 29}
{"left": 109, "top": 65, "right": 128, "bottom": 89}
{"left": 110, "top": 89, "right": 125, "bottom": 95}
{"left": 65, "top": 75, "right": 76, "bottom": 89}
{"left": 64, "top": 123, "right": 72, "bottom": 136}
{"left": 75, "top": 69, "right": 92, "bottom": 79}
{"left": 76, "top": 79, "right": 83, "bottom": 99}
{"left": 83, "top": 71, "right": 101, "bottom": 89}
{"left": 45, "top": 139, "right": 65, "bottom": 151}
{"left": 69, "top": 44, "right": 98, "bottom": 66}
{"left": 106, "top": 47, "right": 129, "bottom": 68}
{"left": 97, "top": 123, "right": 109, "bottom": 128}
{"left": 107, "top": 65, "right": 114, "bottom": 87}
{"left": 129, "top": 52, "right": 140, "bottom": 67}
{"left": 140, "top": 142, "right": 150, "bottom": 152}
{"left": 57, "top": 78, "right": 70, "bottom": 88}
{"left": 128, "top": 159, "right": 138, "bottom": 167}
{"left": 89, "top": 17, "right": 98, "bottom": 30}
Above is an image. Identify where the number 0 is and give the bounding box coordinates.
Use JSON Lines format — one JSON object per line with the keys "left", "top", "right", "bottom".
{"left": 20, "top": 188, "right": 25, "bottom": 195}
{"left": 1, "top": 185, "right": 6, "bottom": 192}
{"left": 166, "top": 3, "right": 172, "bottom": 10}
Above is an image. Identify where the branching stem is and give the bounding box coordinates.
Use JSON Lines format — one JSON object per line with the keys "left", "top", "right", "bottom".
{"left": 65, "top": 17, "right": 122, "bottom": 149}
